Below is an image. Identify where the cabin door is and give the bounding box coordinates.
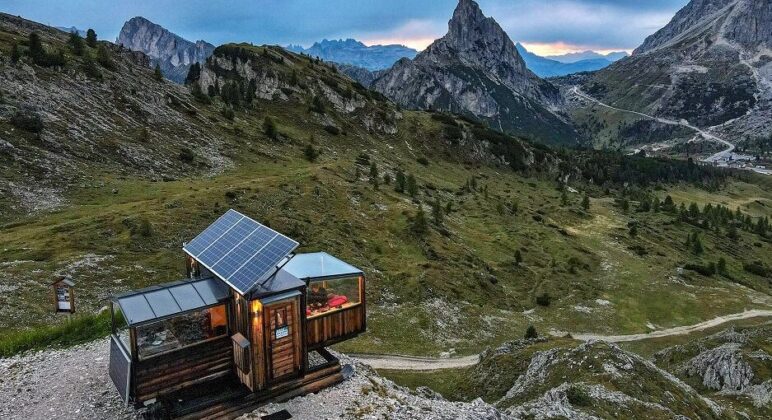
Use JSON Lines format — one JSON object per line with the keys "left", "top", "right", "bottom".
{"left": 263, "top": 297, "right": 301, "bottom": 382}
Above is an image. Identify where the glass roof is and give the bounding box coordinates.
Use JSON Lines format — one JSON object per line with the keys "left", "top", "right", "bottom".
{"left": 280, "top": 252, "right": 363, "bottom": 280}
{"left": 114, "top": 278, "right": 229, "bottom": 326}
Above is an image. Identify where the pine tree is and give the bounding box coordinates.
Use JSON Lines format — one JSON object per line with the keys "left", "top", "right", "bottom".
{"left": 411, "top": 206, "right": 428, "bottom": 236}
{"left": 717, "top": 257, "right": 727, "bottom": 275}
{"left": 561, "top": 189, "right": 569, "bottom": 206}
{"left": 432, "top": 196, "right": 443, "bottom": 226}
{"left": 621, "top": 198, "right": 630, "bottom": 213}
{"left": 663, "top": 195, "right": 675, "bottom": 212}
{"left": 525, "top": 325, "right": 538, "bottom": 339}
{"left": 406, "top": 174, "right": 418, "bottom": 197}
{"left": 581, "top": 195, "right": 590, "bottom": 211}
{"left": 629, "top": 223, "right": 638, "bottom": 237}
{"left": 263, "top": 116, "right": 278, "bottom": 139}
{"left": 153, "top": 63, "right": 163, "bottom": 81}
{"left": 691, "top": 232, "right": 704, "bottom": 255}
{"left": 514, "top": 250, "right": 523, "bottom": 265}
{"left": 369, "top": 162, "right": 378, "bottom": 184}
{"left": 10, "top": 42, "right": 20, "bottom": 63}
{"left": 303, "top": 144, "right": 319, "bottom": 162}
{"left": 394, "top": 170, "right": 406, "bottom": 193}
{"left": 85, "top": 29, "right": 97, "bottom": 48}
{"left": 68, "top": 31, "right": 84, "bottom": 56}
{"left": 28, "top": 32, "right": 44, "bottom": 62}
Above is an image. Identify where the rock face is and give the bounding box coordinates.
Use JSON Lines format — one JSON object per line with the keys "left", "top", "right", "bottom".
{"left": 580, "top": 0, "right": 772, "bottom": 143}
{"left": 287, "top": 39, "right": 417, "bottom": 71}
{"left": 116, "top": 16, "right": 214, "bottom": 83}
{"left": 333, "top": 63, "right": 385, "bottom": 87}
{"left": 373, "top": 0, "right": 578, "bottom": 145}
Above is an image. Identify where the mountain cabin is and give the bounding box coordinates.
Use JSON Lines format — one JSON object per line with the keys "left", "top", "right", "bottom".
{"left": 108, "top": 209, "right": 366, "bottom": 416}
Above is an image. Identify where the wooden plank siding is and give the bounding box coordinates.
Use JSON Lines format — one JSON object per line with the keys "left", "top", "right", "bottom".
{"left": 264, "top": 297, "right": 302, "bottom": 383}
{"left": 306, "top": 304, "right": 365, "bottom": 349}
{"left": 133, "top": 336, "right": 232, "bottom": 403}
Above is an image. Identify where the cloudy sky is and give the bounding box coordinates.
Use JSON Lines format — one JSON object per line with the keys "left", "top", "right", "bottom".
{"left": 1, "top": 0, "right": 689, "bottom": 55}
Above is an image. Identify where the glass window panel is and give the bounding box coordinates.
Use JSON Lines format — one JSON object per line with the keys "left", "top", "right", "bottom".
{"left": 307, "top": 276, "right": 361, "bottom": 318}
{"left": 113, "top": 305, "right": 131, "bottom": 355}
{"left": 135, "top": 305, "right": 228, "bottom": 359}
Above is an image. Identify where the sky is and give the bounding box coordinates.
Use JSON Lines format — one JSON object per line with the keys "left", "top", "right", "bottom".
{"left": 1, "top": 0, "right": 691, "bottom": 56}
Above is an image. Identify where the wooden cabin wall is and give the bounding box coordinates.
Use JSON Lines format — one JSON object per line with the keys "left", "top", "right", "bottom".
{"left": 250, "top": 299, "right": 266, "bottom": 391}
{"left": 132, "top": 336, "right": 232, "bottom": 404}
{"left": 306, "top": 304, "right": 365, "bottom": 348}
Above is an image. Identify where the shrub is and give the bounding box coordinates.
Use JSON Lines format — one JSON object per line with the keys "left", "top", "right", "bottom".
{"left": 417, "top": 156, "right": 429, "bottom": 166}
{"left": 525, "top": 325, "right": 538, "bottom": 339}
{"left": 394, "top": 169, "right": 406, "bottom": 193}
{"left": 406, "top": 174, "right": 418, "bottom": 197}
{"left": 566, "top": 386, "right": 591, "bottom": 407}
{"left": 81, "top": 52, "right": 102, "bottom": 79}
{"left": 10, "top": 42, "right": 21, "bottom": 63}
{"left": 743, "top": 261, "right": 768, "bottom": 277}
{"left": 355, "top": 153, "right": 370, "bottom": 165}
{"left": 514, "top": 250, "right": 523, "bottom": 265}
{"left": 221, "top": 106, "right": 235, "bottom": 120}
{"left": 310, "top": 95, "right": 326, "bottom": 113}
{"left": 179, "top": 147, "right": 195, "bottom": 163}
{"left": 323, "top": 125, "right": 340, "bottom": 136}
{"left": 10, "top": 109, "right": 43, "bottom": 133}
{"left": 304, "top": 144, "right": 320, "bottom": 162}
{"left": 535, "top": 292, "right": 552, "bottom": 307}
{"left": 96, "top": 45, "right": 116, "bottom": 71}
{"left": 684, "top": 263, "right": 715, "bottom": 276}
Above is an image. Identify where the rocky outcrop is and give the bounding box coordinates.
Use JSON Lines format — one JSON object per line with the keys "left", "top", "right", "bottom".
{"left": 681, "top": 343, "right": 755, "bottom": 391}
{"left": 287, "top": 39, "right": 416, "bottom": 71}
{"left": 580, "top": 0, "right": 772, "bottom": 145}
{"left": 333, "top": 63, "right": 384, "bottom": 87}
{"left": 116, "top": 17, "right": 214, "bottom": 83}
{"left": 372, "top": 0, "right": 578, "bottom": 145}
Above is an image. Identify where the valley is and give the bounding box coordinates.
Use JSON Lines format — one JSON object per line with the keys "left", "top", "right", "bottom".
{"left": 0, "top": 0, "right": 771, "bottom": 418}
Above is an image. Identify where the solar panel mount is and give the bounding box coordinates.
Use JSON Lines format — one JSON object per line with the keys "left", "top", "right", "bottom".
{"left": 183, "top": 209, "right": 299, "bottom": 295}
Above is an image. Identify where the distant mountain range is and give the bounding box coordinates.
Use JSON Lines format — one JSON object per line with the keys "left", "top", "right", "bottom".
{"left": 546, "top": 50, "right": 628, "bottom": 63}
{"left": 116, "top": 17, "right": 214, "bottom": 83}
{"left": 516, "top": 43, "right": 627, "bottom": 78}
{"left": 286, "top": 39, "right": 417, "bottom": 71}
{"left": 56, "top": 26, "right": 86, "bottom": 37}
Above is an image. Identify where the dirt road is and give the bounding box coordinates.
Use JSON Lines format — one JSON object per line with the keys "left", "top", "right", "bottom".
{"left": 352, "top": 309, "right": 772, "bottom": 370}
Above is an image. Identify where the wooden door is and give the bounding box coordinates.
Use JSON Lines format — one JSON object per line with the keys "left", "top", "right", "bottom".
{"left": 264, "top": 298, "right": 301, "bottom": 382}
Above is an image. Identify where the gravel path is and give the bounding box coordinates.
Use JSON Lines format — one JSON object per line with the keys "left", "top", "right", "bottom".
{"left": 0, "top": 338, "right": 136, "bottom": 420}
{"left": 353, "top": 310, "right": 772, "bottom": 371}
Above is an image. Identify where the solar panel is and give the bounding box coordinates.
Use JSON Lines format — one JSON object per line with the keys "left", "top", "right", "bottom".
{"left": 228, "top": 235, "right": 299, "bottom": 292}
{"left": 183, "top": 210, "right": 299, "bottom": 294}
{"left": 184, "top": 210, "right": 243, "bottom": 256}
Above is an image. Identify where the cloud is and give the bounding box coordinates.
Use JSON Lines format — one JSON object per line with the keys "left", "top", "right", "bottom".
{"left": 1, "top": 0, "right": 689, "bottom": 53}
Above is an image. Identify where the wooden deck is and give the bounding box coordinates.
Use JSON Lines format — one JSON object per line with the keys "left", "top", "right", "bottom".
{"left": 172, "top": 359, "right": 343, "bottom": 420}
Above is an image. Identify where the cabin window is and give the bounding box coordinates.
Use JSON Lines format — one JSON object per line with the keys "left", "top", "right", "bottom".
{"left": 112, "top": 306, "right": 132, "bottom": 355}
{"left": 307, "top": 276, "right": 362, "bottom": 318}
{"left": 135, "top": 304, "right": 228, "bottom": 359}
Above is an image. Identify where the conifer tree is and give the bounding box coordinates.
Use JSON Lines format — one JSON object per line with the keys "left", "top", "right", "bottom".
{"left": 10, "top": 42, "right": 20, "bottom": 63}
{"left": 406, "top": 174, "right": 418, "bottom": 197}
{"left": 154, "top": 63, "right": 163, "bottom": 81}
{"left": 394, "top": 170, "right": 406, "bottom": 193}
{"left": 411, "top": 205, "right": 428, "bottom": 236}
{"left": 432, "top": 196, "right": 443, "bottom": 226}
{"left": 263, "top": 116, "right": 277, "bottom": 139}
{"left": 68, "top": 31, "right": 84, "bottom": 56}
{"left": 581, "top": 195, "right": 590, "bottom": 211}
{"left": 525, "top": 325, "right": 538, "bottom": 339}
{"left": 85, "top": 29, "right": 97, "bottom": 48}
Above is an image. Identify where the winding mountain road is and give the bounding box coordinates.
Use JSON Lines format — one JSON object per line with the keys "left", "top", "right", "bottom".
{"left": 352, "top": 309, "right": 772, "bottom": 370}
{"left": 570, "top": 86, "right": 735, "bottom": 163}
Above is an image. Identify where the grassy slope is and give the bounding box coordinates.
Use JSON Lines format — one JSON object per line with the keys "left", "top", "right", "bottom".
{"left": 0, "top": 18, "right": 771, "bottom": 361}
